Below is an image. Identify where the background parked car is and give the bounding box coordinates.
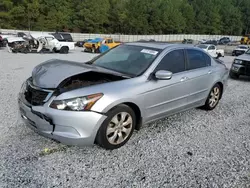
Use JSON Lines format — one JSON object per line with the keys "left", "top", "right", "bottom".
{"left": 196, "top": 44, "right": 224, "bottom": 58}
{"left": 198, "top": 39, "right": 207, "bottom": 44}
{"left": 230, "top": 49, "right": 250, "bottom": 79}
{"left": 0, "top": 32, "right": 16, "bottom": 47}
{"left": 182, "top": 39, "right": 193, "bottom": 44}
{"left": 50, "top": 32, "right": 74, "bottom": 42}
{"left": 232, "top": 45, "right": 249, "bottom": 56}
{"left": 202, "top": 40, "right": 218, "bottom": 46}
{"left": 240, "top": 34, "right": 250, "bottom": 45}
{"left": 75, "top": 39, "right": 92, "bottom": 47}
{"left": 84, "top": 37, "right": 121, "bottom": 53}
{"left": 218, "top": 37, "right": 231, "bottom": 45}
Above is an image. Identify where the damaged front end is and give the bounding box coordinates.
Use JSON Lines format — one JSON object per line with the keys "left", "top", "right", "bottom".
{"left": 58, "top": 71, "right": 125, "bottom": 93}
{"left": 23, "top": 71, "right": 125, "bottom": 107}
{"left": 18, "top": 61, "right": 127, "bottom": 145}
{"left": 23, "top": 60, "right": 128, "bottom": 107}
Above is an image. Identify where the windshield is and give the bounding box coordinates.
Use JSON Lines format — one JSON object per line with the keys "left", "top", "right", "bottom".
{"left": 197, "top": 44, "right": 208, "bottom": 49}
{"left": 91, "top": 45, "right": 161, "bottom": 76}
{"left": 245, "top": 49, "right": 250, "bottom": 54}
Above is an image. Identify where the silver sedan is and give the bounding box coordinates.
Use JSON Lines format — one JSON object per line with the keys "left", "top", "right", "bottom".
{"left": 18, "top": 43, "right": 229, "bottom": 149}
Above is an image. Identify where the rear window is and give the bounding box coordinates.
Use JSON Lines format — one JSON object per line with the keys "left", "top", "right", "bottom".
{"left": 186, "top": 49, "right": 211, "bottom": 70}
{"left": 61, "top": 33, "right": 73, "bottom": 42}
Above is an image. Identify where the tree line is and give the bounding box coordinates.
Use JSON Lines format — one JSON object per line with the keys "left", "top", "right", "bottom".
{"left": 0, "top": 0, "right": 249, "bottom": 35}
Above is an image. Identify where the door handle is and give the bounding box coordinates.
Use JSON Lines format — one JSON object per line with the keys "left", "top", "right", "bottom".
{"left": 208, "top": 70, "right": 212, "bottom": 74}
{"left": 180, "top": 76, "right": 188, "bottom": 82}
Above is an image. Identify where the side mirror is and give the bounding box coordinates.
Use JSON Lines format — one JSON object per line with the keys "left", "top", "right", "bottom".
{"left": 155, "top": 70, "right": 173, "bottom": 80}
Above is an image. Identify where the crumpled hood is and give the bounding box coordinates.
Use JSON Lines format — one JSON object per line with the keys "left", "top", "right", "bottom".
{"left": 236, "top": 54, "right": 250, "bottom": 61}
{"left": 31, "top": 59, "right": 122, "bottom": 89}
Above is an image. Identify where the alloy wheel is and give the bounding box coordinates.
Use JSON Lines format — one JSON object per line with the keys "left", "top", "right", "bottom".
{"left": 106, "top": 112, "right": 133, "bottom": 145}
{"left": 209, "top": 86, "right": 220, "bottom": 108}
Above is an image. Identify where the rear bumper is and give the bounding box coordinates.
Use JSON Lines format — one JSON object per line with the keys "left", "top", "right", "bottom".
{"left": 18, "top": 95, "right": 107, "bottom": 146}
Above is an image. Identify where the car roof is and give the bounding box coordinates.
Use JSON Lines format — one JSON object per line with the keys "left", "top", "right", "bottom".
{"left": 125, "top": 42, "right": 195, "bottom": 50}
{"left": 238, "top": 45, "right": 248, "bottom": 47}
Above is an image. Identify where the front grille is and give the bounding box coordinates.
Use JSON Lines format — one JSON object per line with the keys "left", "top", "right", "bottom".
{"left": 242, "top": 60, "right": 250, "bottom": 74}
{"left": 242, "top": 60, "right": 250, "bottom": 66}
{"left": 24, "top": 83, "right": 50, "bottom": 106}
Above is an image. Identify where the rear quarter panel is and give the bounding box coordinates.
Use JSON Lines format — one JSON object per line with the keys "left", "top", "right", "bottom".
{"left": 59, "top": 42, "right": 75, "bottom": 50}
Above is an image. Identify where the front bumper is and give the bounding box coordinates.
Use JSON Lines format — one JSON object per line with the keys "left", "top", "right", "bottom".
{"left": 18, "top": 93, "right": 107, "bottom": 146}
{"left": 230, "top": 64, "right": 250, "bottom": 76}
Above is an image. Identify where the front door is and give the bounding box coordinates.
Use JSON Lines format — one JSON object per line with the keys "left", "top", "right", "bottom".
{"left": 143, "top": 49, "right": 190, "bottom": 122}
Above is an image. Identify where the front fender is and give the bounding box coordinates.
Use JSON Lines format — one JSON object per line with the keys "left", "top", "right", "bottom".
{"left": 91, "top": 97, "right": 145, "bottom": 117}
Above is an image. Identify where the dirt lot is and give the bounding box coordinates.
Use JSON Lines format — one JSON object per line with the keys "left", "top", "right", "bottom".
{"left": 0, "top": 48, "right": 249, "bottom": 188}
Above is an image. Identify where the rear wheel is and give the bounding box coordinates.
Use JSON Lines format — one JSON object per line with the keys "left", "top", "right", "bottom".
{"left": 59, "top": 46, "right": 69, "bottom": 54}
{"left": 95, "top": 104, "right": 136, "bottom": 150}
{"left": 229, "top": 71, "right": 239, "bottom": 79}
{"left": 201, "top": 84, "right": 222, "bottom": 110}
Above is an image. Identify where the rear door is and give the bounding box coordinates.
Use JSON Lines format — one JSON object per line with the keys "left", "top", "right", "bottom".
{"left": 184, "top": 49, "right": 215, "bottom": 106}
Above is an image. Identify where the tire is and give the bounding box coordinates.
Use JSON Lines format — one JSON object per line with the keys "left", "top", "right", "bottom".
{"left": 229, "top": 71, "right": 239, "bottom": 79}
{"left": 95, "top": 104, "right": 136, "bottom": 150}
{"left": 52, "top": 48, "right": 58, "bottom": 53}
{"left": 59, "top": 46, "right": 69, "bottom": 54}
{"left": 201, "top": 83, "right": 222, "bottom": 111}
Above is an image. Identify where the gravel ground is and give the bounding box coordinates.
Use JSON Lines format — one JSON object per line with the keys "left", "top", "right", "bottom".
{"left": 0, "top": 48, "right": 249, "bottom": 188}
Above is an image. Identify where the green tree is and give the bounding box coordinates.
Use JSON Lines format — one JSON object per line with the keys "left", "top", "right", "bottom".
{"left": 0, "top": 0, "right": 248, "bottom": 35}
{"left": 0, "top": 0, "right": 13, "bottom": 28}
{"left": 73, "top": 0, "right": 110, "bottom": 33}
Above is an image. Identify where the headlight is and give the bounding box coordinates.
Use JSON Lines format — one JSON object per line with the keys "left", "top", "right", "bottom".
{"left": 234, "top": 59, "right": 242, "bottom": 64}
{"left": 49, "top": 93, "right": 103, "bottom": 111}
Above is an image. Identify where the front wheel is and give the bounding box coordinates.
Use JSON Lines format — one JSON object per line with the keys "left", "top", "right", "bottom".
{"left": 95, "top": 105, "right": 136, "bottom": 150}
{"left": 201, "top": 84, "right": 222, "bottom": 110}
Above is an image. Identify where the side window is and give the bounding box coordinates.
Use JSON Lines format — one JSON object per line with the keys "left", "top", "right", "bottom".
{"left": 62, "top": 34, "right": 73, "bottom": 42}
{"left": 208, "top": 46, "right": 215, "bottom": 50}
{"left": 52, "top": 33, "right": 63, "bottom": 41}
{"left": 155, "top": 49, "right": 185, "bottom": 74}
{"left": 107, "top": 39, "right": 113, "bottom": 43}
{"left": 186, "top": 49, "right": 210, "bottom": 70}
